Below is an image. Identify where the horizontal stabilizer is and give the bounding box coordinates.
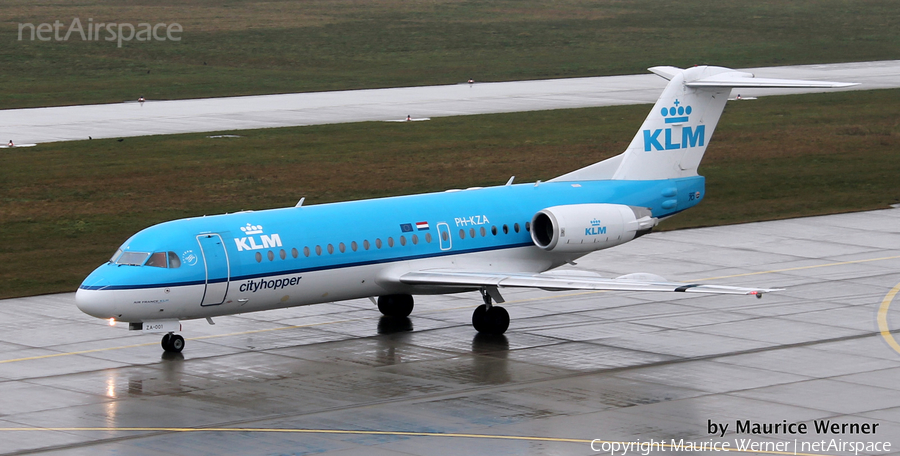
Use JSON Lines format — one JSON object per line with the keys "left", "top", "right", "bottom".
{"left": 400, "top": 269, "right": 781, "bottom": 296}
{"left": 648, "top": 66, "right": 681, "bottom": 81}
{"left": 684, "top": 71, "right": 858, "bottom": 89}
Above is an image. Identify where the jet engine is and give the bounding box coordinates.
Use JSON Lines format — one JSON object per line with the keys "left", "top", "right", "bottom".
{"left": 530, "top": 204, "right": 657, "bottom": 253}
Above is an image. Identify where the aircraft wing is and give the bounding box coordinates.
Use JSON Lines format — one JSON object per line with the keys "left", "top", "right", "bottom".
{"left": 399, "top": 269, "right": 781, "bottom": 297}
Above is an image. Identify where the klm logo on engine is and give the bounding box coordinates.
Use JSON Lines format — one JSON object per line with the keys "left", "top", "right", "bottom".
{"left": 643, "top": 100, "right": 705, "bottom": 151}
{"left": 234, "top": 223, "right": 282, "bottom": 252}
{"left": 585, "top": 218, "right": 607, "bottom": 236}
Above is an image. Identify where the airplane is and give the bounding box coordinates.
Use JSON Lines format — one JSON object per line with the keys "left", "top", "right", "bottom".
{"left": 76, "top": 65, "right": 855, "bottom": 353}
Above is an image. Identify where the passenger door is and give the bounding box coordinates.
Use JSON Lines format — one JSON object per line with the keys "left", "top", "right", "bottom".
{"left": 197, "top": 234, "right": 230, "bottom": 306}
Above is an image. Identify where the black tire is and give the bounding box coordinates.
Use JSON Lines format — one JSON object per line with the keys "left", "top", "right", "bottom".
{"left": 485, "top": 306, "right": 510, "bottom": 335}
{"left": 472, "top": 304, "right": 488, "bottom": 333}
{"left": 377, "top": 294, "right": 414, "bottom": 317}
{"left": 168, "top": 335, "right": 185, "bottom": 353}
{"left": 162, "top": 333, "right": 185, "bottom": 353}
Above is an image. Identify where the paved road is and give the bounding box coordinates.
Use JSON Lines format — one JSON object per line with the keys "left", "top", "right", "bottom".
{"left": 1, "top": 60, "right": 898, "bottom": 145}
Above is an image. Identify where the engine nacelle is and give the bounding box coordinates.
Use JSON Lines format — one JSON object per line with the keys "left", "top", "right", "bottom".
{"left": 531, "top": 204, "right": 657, "bottom": 253}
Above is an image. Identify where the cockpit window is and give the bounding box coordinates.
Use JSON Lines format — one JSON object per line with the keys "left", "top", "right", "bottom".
{"left": 168, "top": 252, "right": 181, "bottom": 268}
{"left": 115, "top": 251, "right": 150, "bottom": 266}
{"left": 109, "top": 249, "right": 123, "bottom": 263}
{"left": 146, "top": 252, "right": 168, "bottom": 268}
{"left": 146, "top": 251, "right": 183, "bottom": 268}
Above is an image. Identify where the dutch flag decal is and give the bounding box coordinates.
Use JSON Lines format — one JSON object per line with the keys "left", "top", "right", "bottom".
{"left": 416, "top": 221, "right": 430, "bottom": 231}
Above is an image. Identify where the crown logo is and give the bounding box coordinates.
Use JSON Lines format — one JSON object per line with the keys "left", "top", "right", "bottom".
{"left": 241, "top": 223, "right": 264, "bottom": 235}
{"left": 590, "top": 218, "right": 602, "bottom": 226}
{"left": 661, "top": 99, "right": 692, "bottom": 124}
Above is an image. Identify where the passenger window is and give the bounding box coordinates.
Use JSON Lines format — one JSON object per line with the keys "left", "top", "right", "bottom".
{"left": 292, "top": 248, "right": 299, "bottom": 258}
{"left": 267, "top": 251, "right": 275, "bottom": 261}
{"left": 491, "top": 226, "right": 498, "bottom": 235}
{"left": 327, "top": 244, "right": 334, "bottom": 254}
{"left": 376, "top": 238, "right": 382, "bottom": 249}
{"left": 400, "top": 236, "right": 407, "bottom": 246}
{"left": 364, "top": 240, "right": 370, "bottom": 250}
{"left": 469, "top": 228, "right": 476, "bottom": 238}
{"left": 480, "top": 227, "right": 486, "bottom": 237}
{"left": 315, "top": 245, "right": 322, "bottom": 256}
{"left": 351, "top": 241, "right": 358, "bottom": 252}
{"left": 146, "top": 252, "right": 168, "bottom": 268}
{"left": 255, "top": 252, "right": 262, "bottom": 263}
{"left": 525, "top": 221, "right": 531, "bottom": 232}
{"left": 304, "top": 246, "right": 310, "bottom": 257}
{"left": 388, "top": 237, "right": 394, "bottom": 247}
{"left": 168, "top": 252, "right": 181, "bottom": 268}
{"left": 339, "top": 242, "right": 346, "bottom": 253}
{"left": 425, "top": 233, "right": 432, "bottom": 243}
{"left": 412, "top": 234, "right": 418, "bottom": 245}
{"left": 514, "top": 223, "right": 520, "bottom": 233}
{"left": 503, "top": 224, "right": 509, "bottom": 234}
{"left": 459, "top": 229, "right": 465, "bottom": 240}
{"left": 280, "top": 249, "right": 287, "bottom": 260}
{"left": 441, "top": 231, "right": 449, "bottom": 241}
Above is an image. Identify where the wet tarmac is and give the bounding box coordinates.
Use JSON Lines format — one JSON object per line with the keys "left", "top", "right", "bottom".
{"left": 1, "top": 60, "right": 898, "bottom": 145}
{"left": 1, "top": 208, "right": 899, "bottom": 455}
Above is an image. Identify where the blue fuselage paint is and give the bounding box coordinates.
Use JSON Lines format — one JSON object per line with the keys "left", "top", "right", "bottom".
{"left": 79, "top": 177, "right": 704, "bottom": 319}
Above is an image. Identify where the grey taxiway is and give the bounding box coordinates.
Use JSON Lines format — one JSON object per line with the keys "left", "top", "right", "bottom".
{"left": 1, "top": 60, "right": 900, "bottom": 145}
{"left": 1, "top": 208, "right": 899, "bottom": 455}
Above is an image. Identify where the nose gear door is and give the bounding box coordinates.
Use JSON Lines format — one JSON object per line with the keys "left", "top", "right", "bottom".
{"left": 197, "top": 234, "right": 230, "bottom": 306}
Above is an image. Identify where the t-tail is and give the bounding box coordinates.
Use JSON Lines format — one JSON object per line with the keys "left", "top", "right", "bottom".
{"left": 553, "top": 65, "right": 857, "bottom": 182}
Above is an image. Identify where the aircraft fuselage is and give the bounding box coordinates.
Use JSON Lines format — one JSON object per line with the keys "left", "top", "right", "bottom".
{"left": 76, "top": 177, "right": 704, "bottom": 322}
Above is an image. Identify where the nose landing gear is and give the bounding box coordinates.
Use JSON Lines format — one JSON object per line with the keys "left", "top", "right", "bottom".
{"left": 161, "top": 333, "right": 185, "bottom": 353}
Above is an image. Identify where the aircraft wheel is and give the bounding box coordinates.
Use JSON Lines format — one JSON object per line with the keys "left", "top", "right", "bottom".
{"left": 161, "top": 333, "right": 185, "bottom": 353}
{"left": 472, "top": 305, "right": 509, "bottom": 335}
{"left": 377, "top": 294, "right": 414, "bottom": 317}
{"left": 169, "top": 334, "right": 185, "bottom": 353}
{"left": 472, "top": 304, "right": 488, "bottom": 332}
{"left": 485, "top": 306, "right": 510, "bottom": 335}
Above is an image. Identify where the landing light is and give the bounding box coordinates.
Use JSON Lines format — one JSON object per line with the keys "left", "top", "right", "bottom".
{"left": 108, "top": 318, "right": 116, "bottom": 326}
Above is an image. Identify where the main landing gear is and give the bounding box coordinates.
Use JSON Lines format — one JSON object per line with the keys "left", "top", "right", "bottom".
{"left": 375, "top": 289, "right": 510, "bottom": 335}
{"left": 472, "top": 288, "right": 510, "bottom": 335}
{"left": 161, "top": 332, "right": 185, "bottom": 353}
{"left": 377, "top": 294, "right": 415, "bottom": 318}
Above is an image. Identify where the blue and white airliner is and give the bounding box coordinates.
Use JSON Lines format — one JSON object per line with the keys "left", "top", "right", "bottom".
{"left": 76, "top": 66, "right": 855, "bottom": 353}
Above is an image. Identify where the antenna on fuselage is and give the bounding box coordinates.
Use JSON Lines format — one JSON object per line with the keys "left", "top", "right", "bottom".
{"left": 505, "top": 176, "right": 515, "bottom": 186}
{"left": 295, "top": 197, "right": 305, "bottom": 207}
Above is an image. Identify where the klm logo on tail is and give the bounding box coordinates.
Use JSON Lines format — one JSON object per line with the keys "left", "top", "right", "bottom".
{"left": 643, "top": 100, "right": 705, "bottom": 151}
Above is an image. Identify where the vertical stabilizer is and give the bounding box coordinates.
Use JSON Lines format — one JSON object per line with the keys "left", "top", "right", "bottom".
{"left": 552, "top": 66, "right": 856, "bottom": 182}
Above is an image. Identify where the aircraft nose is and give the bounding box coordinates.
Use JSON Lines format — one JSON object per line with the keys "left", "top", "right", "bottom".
{"left": 76, "top": 277, "right": 116, "bottom": 319}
